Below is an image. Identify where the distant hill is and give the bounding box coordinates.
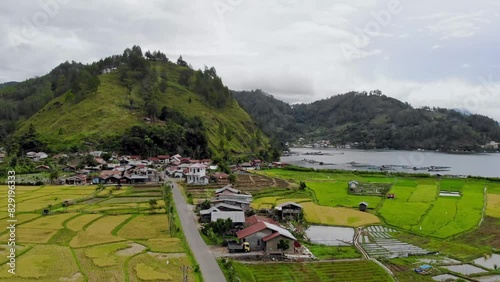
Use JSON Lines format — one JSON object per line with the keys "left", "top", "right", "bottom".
{"left": 0, "top": 82, "right": 18, "bottom": 89}
{"left": 1, "top": 47, "right": 272, "bottom": 160}
{"left": 233, "top": 90, "right": 500, "bottom": 151}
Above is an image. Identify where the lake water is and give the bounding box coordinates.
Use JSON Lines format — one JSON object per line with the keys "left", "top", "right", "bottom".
{"left": 442, "top": 264, "right": 488, "bottom": 275}
{"left": 305, "top": 225, "right": 354, "bottom": 246}
{"left": 474, "top": 254, "right": 500, "bottom": 270}
{"left": 282, "top": 148, "right": 500, "bottom": 178}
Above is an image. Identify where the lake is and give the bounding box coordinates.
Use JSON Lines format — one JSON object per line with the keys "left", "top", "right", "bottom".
{"left": 281, "top": 148, "right": 500, "bottom": 178}
{"left": 305, "top": 225, "right": 354, "bottom": 246}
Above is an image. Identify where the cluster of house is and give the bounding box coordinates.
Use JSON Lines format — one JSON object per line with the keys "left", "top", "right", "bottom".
{"left": 12, "top": 149, "right": 272, "bottom": 186}
{"left": 482, "top": 141, "right": 499, "bottom": 150}
{"left": 199, "top": 185, "right": 303, "bottom": 254}
{"left": 26, "top": 151, "right": 49, "bottom": 162}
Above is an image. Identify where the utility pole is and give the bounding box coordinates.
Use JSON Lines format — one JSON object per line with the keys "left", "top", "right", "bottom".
{"left": 180, "top": 265, "right": 189, "bottom": 282}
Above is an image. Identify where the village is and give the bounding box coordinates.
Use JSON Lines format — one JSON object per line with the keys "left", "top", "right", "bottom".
{"left": 1, "top": 150, "right": 285, "bottom": 186}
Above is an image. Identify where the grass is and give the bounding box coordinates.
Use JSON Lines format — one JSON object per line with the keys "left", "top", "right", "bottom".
{"left": 308, "top": 182, "right": 383, "bottom": 208}
{"left": 226, "top": 260, "right": 393, "bottom": 282}
{"left": 408, "top": 185, "right": 438, "bottom": 202}
{"left": 305, "top": 244, "right": 362, "bottom": 259}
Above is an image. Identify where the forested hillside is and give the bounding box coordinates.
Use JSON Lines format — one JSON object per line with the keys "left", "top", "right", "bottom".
{"left": 0, "top": 47, "right": 274, "bottom": 160}
{"left": 234, "top": 90, "right": 500, "bottom": 151}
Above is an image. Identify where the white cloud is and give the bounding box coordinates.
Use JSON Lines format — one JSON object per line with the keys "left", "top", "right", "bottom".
{"left": 461, "top": 63, "right": 471, "bottom": 68}
{"left": 422, "top": 12, "right": 490, "bottom": 40}
{"left": 432, "top": 44, "right": 444, "bottom": 49}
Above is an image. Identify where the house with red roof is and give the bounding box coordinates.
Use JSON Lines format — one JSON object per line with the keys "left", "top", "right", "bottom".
{"left": 235, "top": 221, "right": 296, "bottom": 254}
{"left": 245, "top": 215, "right": 280, "bottom": 227}
{"left": 157, "top": 155, "right": 170, "bottom": 164}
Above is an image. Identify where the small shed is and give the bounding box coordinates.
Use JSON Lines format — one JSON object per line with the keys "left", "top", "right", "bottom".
{"left": 414, "top": 264, "right": 432, "bottom": 274}
{"left": 199, "top": 206, "right": 220, "bottom": 223}
{"left": 359, "top": 202, "right": 368, "bottom": 212}
{"left": 348, "top": 180, "right": 359, "bottom": 191}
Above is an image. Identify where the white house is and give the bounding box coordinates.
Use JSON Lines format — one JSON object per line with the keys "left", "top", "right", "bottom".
{"left": 186, "top": 163, "right": 209, "bottom": 185}
{"left": 485, "top": 141, "right": 499, "bottom": 149}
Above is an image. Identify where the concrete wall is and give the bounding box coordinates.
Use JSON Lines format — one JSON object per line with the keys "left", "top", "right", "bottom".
{"left": 265, "top": 236, "right": 294, "bottom": 254}
{"left": 242, "top": 230, "right": 272, "bottom": 251}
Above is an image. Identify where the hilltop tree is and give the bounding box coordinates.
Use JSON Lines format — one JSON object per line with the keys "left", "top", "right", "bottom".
{"left": 177, "top": 55, "right": 188, "bottom": 67}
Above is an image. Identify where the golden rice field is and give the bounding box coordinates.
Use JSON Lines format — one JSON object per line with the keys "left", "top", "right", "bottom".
{"left": 117, "top": 215, "right": 169, "bottom": 239}
{"left": 301, "top": 202, "right": 381, "bottom": 227}
{"left": 0, "top": 184, "right": 199, "bottom": 282}
{"left": 486, "top": 194, "right": 500, "bottom": 218}
{"left": 251, "top": 194, "right": 380, "bottom": 227}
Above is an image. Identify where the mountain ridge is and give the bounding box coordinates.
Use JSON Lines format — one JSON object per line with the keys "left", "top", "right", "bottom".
{"left": 0, "top": 47, "right": 272, "bottom": 160}
{"left": 233, "top": 89, "right": 500, "bottom": 151}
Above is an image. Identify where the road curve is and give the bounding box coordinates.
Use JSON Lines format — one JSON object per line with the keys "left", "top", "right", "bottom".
{"left": 170, "top": 179, "right": 226, "bottom": 282}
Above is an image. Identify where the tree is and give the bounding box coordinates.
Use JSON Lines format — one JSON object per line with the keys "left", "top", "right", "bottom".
{"left": 101, "top": 152, "right": 112, "bottom": 162}
{"left": 149, "top": 199, "right": 158, "bottom": 213}
{"left": 177, "top": 55, "right": 188, "bottom": 67}
{"left": 178, "top": 69, "right": 192, "bottom": 87}
{"left": 277, "top": 239, "right": 290, "bottom": 253}
{"left": 228, "top": 173, "right": 236, "bottom": 185}
{"left": 49, "top": 168, "right": 60, "bottom": 184}
{"left": 299, "top": 181, "right": 306, "bottom": 190}
{"left": 200, "top": 199, "right": 211, "bottom": 210}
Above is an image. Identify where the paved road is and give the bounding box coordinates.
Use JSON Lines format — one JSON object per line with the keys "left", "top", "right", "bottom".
{"left": 170, "top": 179, "right": 226, "bottom": 282}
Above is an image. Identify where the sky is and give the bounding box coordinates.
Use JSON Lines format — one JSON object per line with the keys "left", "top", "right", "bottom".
{"left": 1, "top": 0, "right": 499, "bottom": 120}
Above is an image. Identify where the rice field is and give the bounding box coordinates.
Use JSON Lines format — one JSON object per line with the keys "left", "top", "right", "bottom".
{"left": 486, "top": 194, "right": 500, "bottom": 218}
{"left": 301, "top": 202, "right": 380, "bottom": 227}
{"left": 117, "top": 214, "right": 169, "bottom": 239}
{"left": 258, "top": 170, "right": 493, "bottom": 238}
{"left": 0, "top": 184, "right": 199, "bottom": 282}
{"left": 0, "top": 245, "right": 81, "bottom": 281}
{"left": 308, "top": 182, "right": 383, "bottom": 208}
{"left": 226, "top": 260, "right": 393, "bottom": 282}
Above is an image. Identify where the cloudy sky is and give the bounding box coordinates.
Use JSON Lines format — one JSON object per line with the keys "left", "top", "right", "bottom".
{"left": 1, "top": 0, "right": 499, "bottom": 119}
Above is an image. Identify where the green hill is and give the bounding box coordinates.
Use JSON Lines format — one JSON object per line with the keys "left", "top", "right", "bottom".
{"left": 234, "top": 90, "right": 500, "bottom": 151}
{"left": 2, "top": 47, "right": 270, "bottom": 160}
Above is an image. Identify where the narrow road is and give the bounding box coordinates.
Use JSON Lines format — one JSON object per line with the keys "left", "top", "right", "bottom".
{"left": 169, "top": 179, "right": 226, "bottom": 282}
